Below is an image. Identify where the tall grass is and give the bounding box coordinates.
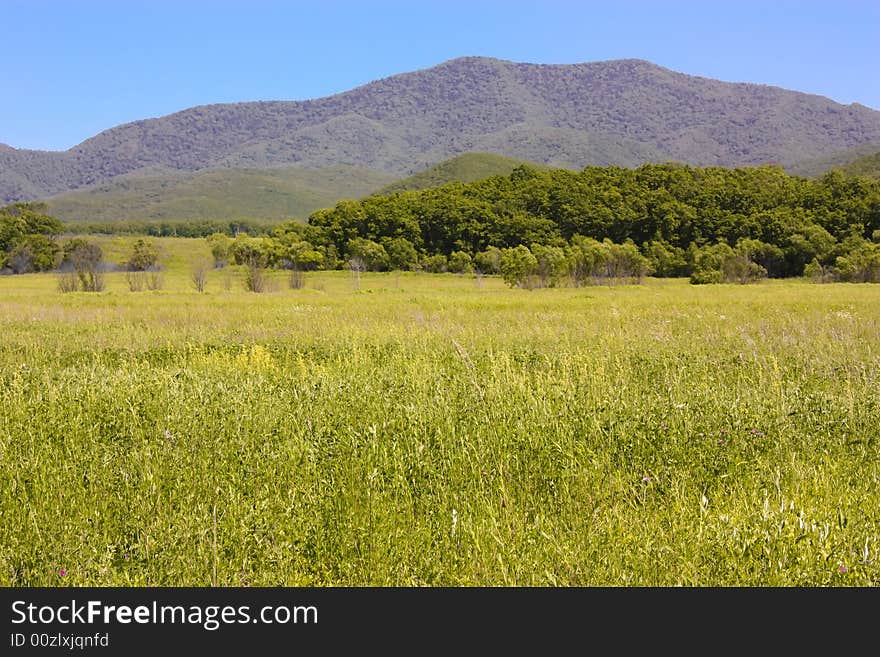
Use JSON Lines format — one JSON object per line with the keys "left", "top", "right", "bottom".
{"left": 0, "top": 265, "right": 878, "bottom": 586}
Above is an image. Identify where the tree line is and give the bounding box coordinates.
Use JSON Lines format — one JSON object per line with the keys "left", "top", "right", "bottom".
{"left": 210, "top": 163, "right": 880, "bottom": 285}
{"left": 4, "top": 162, "right": 880, "bottom": 286}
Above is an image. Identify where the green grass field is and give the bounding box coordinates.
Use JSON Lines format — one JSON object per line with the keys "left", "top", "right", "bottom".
{"left": 1, "top": 245, "right": 878, "bottom": 585}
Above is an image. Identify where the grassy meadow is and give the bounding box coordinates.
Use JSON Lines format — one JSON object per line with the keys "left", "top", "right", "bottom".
{"left": 1, "top": 238, "right": 878, "bottom": 585}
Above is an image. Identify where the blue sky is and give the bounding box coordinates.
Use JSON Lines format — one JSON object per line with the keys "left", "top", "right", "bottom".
{"left": 2, "top": 0, "right": 879, "bottom": 151}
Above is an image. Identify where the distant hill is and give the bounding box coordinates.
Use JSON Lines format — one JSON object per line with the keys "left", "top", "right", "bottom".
{"left": 838, "top": 151, "right": 880, "bottom": 179}
{"left": 45, "top": 166, "right": 396, "bottom": 223}
{"left": 4, "top": 56, "right": 880, "bottom": 203}
{"left": 787, "top": 142, "right": 880, "bottom": 178}
{"left": 375, "top": 152, "right": 550, "bottom": 194}
{"left": 45, "top": 153, "right": 554, "bottom": 223}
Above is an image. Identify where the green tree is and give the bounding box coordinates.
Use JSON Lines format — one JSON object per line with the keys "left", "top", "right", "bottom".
{"left": 530, "top": 243, "right": 567, "bottom": 286}
{"left": 6, "top": 234, "right": 60, "bottom": 273}
{"left": 206, "top": 233, "right": 232, "bottom": 268}
{"left": 383, "top": 237, "right": 420, "bottom": 271}
{"left": 499, "top": 245, "right": 538, "bottom": 288}
{"left": 346, "top": 237, "right": 390, "bottom": 271}
{"left": 126, "top": 239, "right": 160, "bottom": 271}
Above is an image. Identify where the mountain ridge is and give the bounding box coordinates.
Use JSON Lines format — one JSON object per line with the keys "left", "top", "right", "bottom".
{"left": 3, "top": 56, "right": 880, "bottom": 203}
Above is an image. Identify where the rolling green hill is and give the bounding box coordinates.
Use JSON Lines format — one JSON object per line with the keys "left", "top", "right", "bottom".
{"left": 787, "top": 142, "right": 880, "bottom": 178}
{"left": 45, "top": 166, "right": 397, "bottom": 223}
{"left": 839, "top": 151, "right": 880, "bottom": 178}
{"left": 375, "top": 152, "right": 551, "bottom": 194}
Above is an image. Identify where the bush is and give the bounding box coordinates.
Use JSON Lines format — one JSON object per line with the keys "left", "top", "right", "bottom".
{"left": 448, "top": 251, "right": 473, "bottom": 274}
{"left": 474, "top": 247, "right": 502, "bottom": 274}
{"left": 736, "top": 238, "right": 784, "bottom": 278}
{"left": 384, "top": 237, "right": 420, "bottom": 271}
{"left": 689, "top": 269, "right": 724, "bottom": 285}
{"left": 57, "top": 270, "right": 79, "bottom": 293}
{"left": 126, "top": 266, "right": 163, "bottom": 291}
{"left": 206, "top": 233, "right": 232, "bottom": 268}
{"left": 6, "top": 235, "right": 60, "bottom": 274}
{"left": 289, "top": 268, "right": 305, "bottom": 289}
{"left": 230, "top": 234, "right": 270, "bottom": 267}
{"left": 283, "top": 240, "right": 324, "bottom": 271}
{"left": 346, "top": 238, "right": 390, "bottom": 271}
{"left": 126, "top": 239, "right": 160, "bottom": 271}
{"left": 689, "top": 242, "right": 766, "bottom": 284}
{"left": 499, "top": 245, "right": 538, "bottom": 288}
{"left": 66, "top": 240, "right": 105, "bottom": 292}
{"left": 191, "top": 260, "right": 210, "bottom": 292}
{"left": 833, "top": 242, "right": 880, "bottom": 282}
{"left": 421, "top": 254, "right": 448, "bottom": 273}
{"left": 803, "top": 257, "right": 836, "bottom": 283}
{"left": 568, "top": 237, "right": 649, "bottom": 285}
{"left": 722, "top": 254, "right": 767, "bottom": 285}
{"left": 644, "top": 240, "right": 688, "bottom": 277}
{"left": 530, "top": 243, "right": 568, "bottom": 287}
{"left": 125, "top": 271, "right": 145, "bottom": 292}
{"left": 244, "top": 259, "right": 269, "bottom": 293}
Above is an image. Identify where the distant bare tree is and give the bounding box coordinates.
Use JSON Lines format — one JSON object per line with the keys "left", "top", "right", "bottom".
{"left": 289, "top": 267, "right": 305, "bottom": 290}
{"left": 348, "top": 256, "right": 364, "bottom": 291}
{"left": 57, "top": 270, "right": 79, "bottom": 293}
{"left": 69, "top": 241, "right": 105, "bottom": 292}
{"left": 244, "top": 257, "right": 267, "bottom": 293}
{"left": 145, "top": 266, "right": 163, "bottom": 290}
{"left": 125, "top": 271, "right": 146, "bottom": 292}
{"left": 191, "top": 259, "right": 210, "bottom": 292}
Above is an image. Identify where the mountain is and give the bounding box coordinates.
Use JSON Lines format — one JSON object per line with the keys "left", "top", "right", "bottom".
{"left": 375, "top": 152, "right": 550, "bottom": 195}
{"left": 4, "top": 56, "right": 880, "bottom": 204}
{"left": 44, "top": 165, "right": 396, "bottom": 223}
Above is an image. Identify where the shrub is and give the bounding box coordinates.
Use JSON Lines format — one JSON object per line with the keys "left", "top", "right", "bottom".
{"left": 689, "top": 242, "right": 765, "bottom": 285}
{"left": 803, "top": 258, "right": 836, "bottom": 283}
{"left": 499, "top": 245, "right": 538, "bottom": 288}
{"left": 191, "top": 260, "right": 210, "bottom": 292}
{"left": 206, "top": 233, "right": 232, "bottom": 268}
{"left": 244, "top": 258, "right": 268, "bottom": 293}
{"left": 6, "top": 235, "right": 60, "bottom": 274}
{"left": 530, "top": 243, "right": 568, "bottom": 287}
{"left": 644, "top": 240, "right": 688, "bottom": 277}
{"left": 126, "top": 239, "right": 160, "bottom": 271}
{"left": 125, "top": 271, "right": 145, "bottom": 292}
{"left": 346, "top": 238, "right": 390, "bottom": 272}
{"left": 568, "top": 237, "right": 649, "bottom": 285}
{"left": 56, "top": 270, "right": 79, "bottom": 293}
{"left": 230, "top": 234, "right": 270, "bottom": 268}
{"left": 67, "top": 240, "right": 105, "bottom": 292}
{"left": 448, "top": 251, "right": 473, "bottom": 274}
{"left": 383, "top": 237, "right": 420, "bottom": 271}
{"left": 722, "top": 254, "right": 767, "bottom": 285}
{"left": 289, "top": 268, "right": 305, "bottom": 290}
{"left": 474, "top": 247, "right": 502, "bottom": 274}
{"left": 833, "top": 242, "right": 880, "bottom": 282}
{"left": 421, "top": 254, "right": 448, "bottom": 273}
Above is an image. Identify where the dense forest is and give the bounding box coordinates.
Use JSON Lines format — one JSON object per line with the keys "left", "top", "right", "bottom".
{"left": 224, "top": 163, "right": 880, "bottom": 285}
{"left": 3, "top": 163, "right": 880, "bottom": 285}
